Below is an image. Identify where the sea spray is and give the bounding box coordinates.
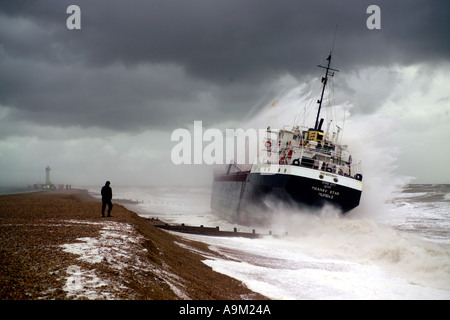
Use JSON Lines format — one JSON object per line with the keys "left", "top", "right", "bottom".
{"left": 343, "top": 114, "right": 412, "bottom": 219}
{"left": 197, "top": 219, "right": 450, "bottom": 299}
{"left": 233, "top": 83, "right": 450, "bottom": 292}
{"left": 262, "top": 201, "right": 450, "bottom": 292}
{"left": 241, "top": 81, "right": 411, "bottom": 220}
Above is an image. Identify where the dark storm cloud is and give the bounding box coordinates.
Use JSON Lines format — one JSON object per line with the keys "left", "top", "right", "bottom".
{"left": 0, "top": 0, "right": 448, "bottom": 132}
{"left": 17, "top": 0, "right": 444, "bottom": 78}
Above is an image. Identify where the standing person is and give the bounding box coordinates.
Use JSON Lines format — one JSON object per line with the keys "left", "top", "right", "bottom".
{"left": 101, "top": 181, "right": 113, "bottom": 217}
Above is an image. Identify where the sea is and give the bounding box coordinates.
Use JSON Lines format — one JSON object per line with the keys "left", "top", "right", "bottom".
{"left": 84, "top": 183, "right": 450, "bottom": 300}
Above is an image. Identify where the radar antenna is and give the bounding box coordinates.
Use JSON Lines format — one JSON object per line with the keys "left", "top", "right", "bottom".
{"left": 314, "top": 26, "right": 339, "bottom": 130}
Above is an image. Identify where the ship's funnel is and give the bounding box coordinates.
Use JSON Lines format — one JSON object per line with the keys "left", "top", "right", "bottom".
{"left": 318, "top": 118, "right": 324, "bottom": 131}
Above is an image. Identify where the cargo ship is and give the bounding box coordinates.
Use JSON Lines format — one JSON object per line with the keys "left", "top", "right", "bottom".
{"left": 211, "top": 52, "right": 363, "bottom": 225}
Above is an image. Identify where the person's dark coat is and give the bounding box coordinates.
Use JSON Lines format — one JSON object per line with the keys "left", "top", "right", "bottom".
{"left": 101, "top": 182, "right": 112, "bottom": 201}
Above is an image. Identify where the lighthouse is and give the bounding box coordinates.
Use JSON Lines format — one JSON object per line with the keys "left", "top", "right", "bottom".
{"left": 45, "top": 166, "right": 51, "bottom": 188}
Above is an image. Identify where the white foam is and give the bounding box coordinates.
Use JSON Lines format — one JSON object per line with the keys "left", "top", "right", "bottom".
{"left": 181, "top": 231, "right": 450, "bottom": 299}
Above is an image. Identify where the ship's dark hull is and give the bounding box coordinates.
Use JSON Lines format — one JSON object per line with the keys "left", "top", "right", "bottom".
{"left": 211, "top": 166, "right": 362, "bottom": 226}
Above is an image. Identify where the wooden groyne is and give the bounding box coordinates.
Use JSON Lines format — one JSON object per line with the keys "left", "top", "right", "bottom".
{"left": 146, "top": 218, "right": 264, "bottom": 239}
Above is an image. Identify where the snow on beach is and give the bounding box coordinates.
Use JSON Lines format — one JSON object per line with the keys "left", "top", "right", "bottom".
{"left": 60, "top": 220, "right": 188, "bottom": 299}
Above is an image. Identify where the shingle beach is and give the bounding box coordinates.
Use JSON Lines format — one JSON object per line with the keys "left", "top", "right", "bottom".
{"left": 0, "top": 189, "right": 267, "bottom": 300}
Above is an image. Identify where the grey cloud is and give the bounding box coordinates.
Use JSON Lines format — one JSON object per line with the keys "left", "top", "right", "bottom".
{"left": 0, "top": 59, "right": 222, "bottom": 131}
{"left": 3, "top": 0, "right": 448, "bottom": 76}
{"left": 0, "top": 0, "right": 448, "bottom": 133}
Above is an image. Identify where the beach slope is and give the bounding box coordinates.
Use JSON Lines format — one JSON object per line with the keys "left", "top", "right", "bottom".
{"left": 0, "top": 189, "right": 267, "bottom": 300}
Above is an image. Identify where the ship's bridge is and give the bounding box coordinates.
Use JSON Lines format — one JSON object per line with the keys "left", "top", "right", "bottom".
{"left": 262, "top": 126, "right": 362, "bottom": 181}
{"left": 307, "top": 129, "right": 324, "bottom": 143}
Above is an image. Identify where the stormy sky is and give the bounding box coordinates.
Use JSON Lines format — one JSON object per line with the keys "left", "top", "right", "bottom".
{"left": 0, "top": 0, "right": 449, "bottom": 187}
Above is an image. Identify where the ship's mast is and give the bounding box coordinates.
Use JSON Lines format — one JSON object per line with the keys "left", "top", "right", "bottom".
{"left": 314, "top": 53, "right": 339, "bottom": 130}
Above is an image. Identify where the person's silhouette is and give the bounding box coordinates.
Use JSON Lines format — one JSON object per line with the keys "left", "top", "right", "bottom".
{"left": 101, "top": 181, "right": 113, "bottom": 217}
